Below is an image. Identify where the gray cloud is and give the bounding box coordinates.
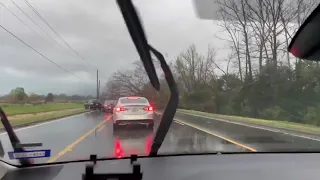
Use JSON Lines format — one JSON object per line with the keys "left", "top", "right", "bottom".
{"left": 0, "top": 0, "right": 225, "bottom": 95}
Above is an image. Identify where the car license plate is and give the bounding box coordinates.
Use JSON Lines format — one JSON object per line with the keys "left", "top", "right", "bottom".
{"left": 132, "top": 108, "right": 138, "bottom": 112}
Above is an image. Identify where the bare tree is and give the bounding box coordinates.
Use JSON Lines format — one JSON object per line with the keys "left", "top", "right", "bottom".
{"left": 215, "top": 13, "right": 243, "bottom": 80}
{"left": 105, "top": 61, "right": 150, "bottom": 97}
{"left": 174, "top": 44, "right": 217, "bottom": 93}
{"left": 245, "top": 0, "right": 271, "bottom": 71}
{"left": 216, "top": 0, "right": 253, "bottom": 80}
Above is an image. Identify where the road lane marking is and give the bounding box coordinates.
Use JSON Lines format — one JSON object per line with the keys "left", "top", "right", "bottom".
{"left": 174, "top": 119, "right": 257, "bottom": 152}
{"left": 0, "top": 111, "right": 92, "bottom": 136}
{"left": 156, "top": 111, "right": 256, "bottom": 151}
{"left": 178, "top": 111, "right": 320, "bottom": 142}
{"left": 47, "top": 116, "right": 112, "bottom": 163}
{"left": 97, "top": 125, "right": 105, "bottom": 132}
{"left": 174, "top": 120, "right": 185, "bottom": 125}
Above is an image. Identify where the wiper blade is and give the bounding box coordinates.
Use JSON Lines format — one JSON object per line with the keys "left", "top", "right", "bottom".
{"left": 148, "top": 46, "right": 179, "bottom": 155}
{"left": 116, "top": 0, "right": 179, "bottom": 155}
{"left": 0, "top": 107, "right": 33, "bottom": 165}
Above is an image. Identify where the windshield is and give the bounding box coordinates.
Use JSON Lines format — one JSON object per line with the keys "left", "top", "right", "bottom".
{"left": 0, "top": 0, "right": 319, "bottom": 166}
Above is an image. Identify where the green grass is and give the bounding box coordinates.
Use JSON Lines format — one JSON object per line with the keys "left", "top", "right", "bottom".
{"left": 1, "top": 109, "right": 88, "bottom": 128}
{"left": 1, "top": 103, "right": 83, "bottom": 116}
{"left": 178, "top": 109, "right": 320, "bottom": 135}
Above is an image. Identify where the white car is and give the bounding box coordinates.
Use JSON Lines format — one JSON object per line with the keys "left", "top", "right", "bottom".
{"left": 112, "top": 96, "right": 154, "bottom": 130}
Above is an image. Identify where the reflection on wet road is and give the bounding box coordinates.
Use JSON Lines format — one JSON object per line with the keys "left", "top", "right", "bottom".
{"left": 52, "top": 111, "right": 247, "bottom": 163}
{"left": 1, "top": 110, "right": 320, "bottom": 165}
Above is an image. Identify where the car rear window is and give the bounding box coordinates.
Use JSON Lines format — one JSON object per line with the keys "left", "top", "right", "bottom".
{"left": 120, "top": 98, "right": 148, "bottom": 104}
{"left": 104, "top": 100, "right": 115, "bottom": 104}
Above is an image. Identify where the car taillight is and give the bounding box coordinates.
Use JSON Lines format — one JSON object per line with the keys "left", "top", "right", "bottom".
{"left": 115, "top": 106, "right": 126, "bottom": 112}
{"left": 144, "top": 106, "right": 154, "bottom": 111}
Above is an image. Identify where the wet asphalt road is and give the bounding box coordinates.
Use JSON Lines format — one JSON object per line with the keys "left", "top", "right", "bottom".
{"left": 1, "top": 110, "right": 320, "bottom": 165}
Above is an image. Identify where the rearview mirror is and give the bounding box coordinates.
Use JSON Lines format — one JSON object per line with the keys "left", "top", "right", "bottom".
{"left": 288, "top": 3, "right": 320, "bottom": 61}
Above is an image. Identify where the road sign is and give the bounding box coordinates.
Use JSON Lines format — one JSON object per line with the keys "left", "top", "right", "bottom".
{"left": 8, "top": 149, "right": 51, "bottom": 159}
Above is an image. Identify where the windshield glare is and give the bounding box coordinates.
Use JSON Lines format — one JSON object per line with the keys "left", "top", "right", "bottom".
{"left": 0, "top": 0, "right": 319, "bottom": 166}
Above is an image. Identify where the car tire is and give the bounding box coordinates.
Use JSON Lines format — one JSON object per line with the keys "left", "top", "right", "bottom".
{"left": 113, "top": 124, "right": 119, "bottom": 131}
{"left": 147, "top": 122, "right": 154, "bottom": 129}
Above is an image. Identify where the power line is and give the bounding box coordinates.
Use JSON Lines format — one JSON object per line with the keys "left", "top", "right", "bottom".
{"left": 8, "top": 0, "right": 61, "bottom": 48}
{"left": 8, "top": 0, "right": 94, "bottom": 72}
{"left": 0, "top": 23, "right": 83, "bottom": 80}
{"left": 23, "top": 0, "right": 97, "bottom": 70}
{"left": 0, "top": 2, "right": 51, "bottom": 46}
{"left": 1, "top": 2, "right": 97, "bottom": 81}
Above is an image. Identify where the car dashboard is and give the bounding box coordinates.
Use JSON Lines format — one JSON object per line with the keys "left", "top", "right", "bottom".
{"left": 1, "top": 153, "right": 319, "bottom": 180}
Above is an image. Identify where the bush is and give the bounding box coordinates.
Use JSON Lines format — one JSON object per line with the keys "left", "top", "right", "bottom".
{"left": 261, "top": 106, "right": 290, "bottom": 121}
{"left": 303, "top": 105, "right": 320, "bottom": 126}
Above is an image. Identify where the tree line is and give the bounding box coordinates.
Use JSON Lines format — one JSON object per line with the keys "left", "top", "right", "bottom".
{"left": 104, "top": 0, "right": 320, "bottom": 126}
{"left": 0, "top": 87, "right": 92, "bottom": 104}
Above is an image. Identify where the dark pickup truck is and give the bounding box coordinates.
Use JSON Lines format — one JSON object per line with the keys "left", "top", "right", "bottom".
{"left": 84, "top": 99, "right": 102, "bottom": 110}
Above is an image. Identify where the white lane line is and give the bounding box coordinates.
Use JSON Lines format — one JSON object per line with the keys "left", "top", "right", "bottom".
{"left": 156, "top": 111, "right": 320, "bottom": 142}
{"left": 178, "top": 111, "right": 320, "bottom": 142}
{"left": 155, "top": 111, "right": 257, "bottom": 151}
{"left": 0, "top": 111, "right": 90, "bottom": 136}
{"left": 174, "top": 120, "right": 185, "bottom": 126}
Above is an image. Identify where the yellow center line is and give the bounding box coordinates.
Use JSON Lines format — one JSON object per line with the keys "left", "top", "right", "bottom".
{"left": 157, "top": 111, "right": 256, "bottom": 151}
{"left": 47, "top": 116, "right": 112, "bottom": 163}
{"left": 174, "top": 119, "right": 257, "bottom": 152}
{"left": 97, "top": 125, "right": 105, "bottom": 132}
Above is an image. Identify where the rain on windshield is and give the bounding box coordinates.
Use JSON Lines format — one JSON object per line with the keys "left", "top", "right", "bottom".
{"left": 0, "top": 0, "right": 319, "bottom": 165}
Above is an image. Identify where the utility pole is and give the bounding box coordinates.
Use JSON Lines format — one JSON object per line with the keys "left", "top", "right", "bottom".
{"left": 96, "top": 70, "right": 99, "bottom": 99}
{"left": 98, "top": 80, "right": 100, "bottom": 100}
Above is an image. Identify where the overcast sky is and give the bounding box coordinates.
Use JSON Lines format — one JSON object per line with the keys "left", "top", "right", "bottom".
{"left": 0, "top": 0, "right": 227, "bottom": 96}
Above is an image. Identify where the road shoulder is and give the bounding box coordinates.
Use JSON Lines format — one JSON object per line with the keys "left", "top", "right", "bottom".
{"left": 1, "top": 109, "right": 89, "bottom": 132}
{"left": 177, "top": 111, "right": 320, "bottom": 142}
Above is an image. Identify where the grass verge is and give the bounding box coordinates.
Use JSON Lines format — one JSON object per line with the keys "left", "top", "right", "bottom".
{"left": 178, "top": 109, "right": 320, "bottom": 135}
{"left": 2, "top": 103, "right": 83, "bottom": 116}
{"left": 1, "top": 109, "right": 88, "bottom": 129}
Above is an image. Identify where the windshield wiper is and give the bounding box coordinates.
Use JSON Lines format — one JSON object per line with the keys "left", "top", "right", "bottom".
{"left": 116, "top": 0, "right": 179, "bottom": 155}
{"left": 0, "top": 107, "right": 33, "bottom": 165}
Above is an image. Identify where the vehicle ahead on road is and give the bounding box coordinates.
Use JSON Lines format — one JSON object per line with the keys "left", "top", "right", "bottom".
{"left": 113, "top": 96, "right": 154, "bottom": 130}
{"left": 84, "top": 99, "right": 102, "bottom": 110}
{"left": 103, "top": 100, "right": 116, "bottom": 113}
